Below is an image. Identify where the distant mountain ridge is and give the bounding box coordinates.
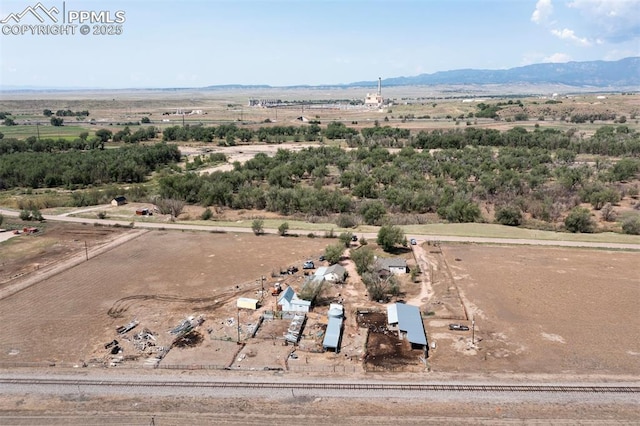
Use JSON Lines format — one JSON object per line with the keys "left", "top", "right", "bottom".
{"left": 350, "top": 57, "right": 640, "bottom": 88}
{"left": 1, "top": 57, "right": 638, "bottom": 92}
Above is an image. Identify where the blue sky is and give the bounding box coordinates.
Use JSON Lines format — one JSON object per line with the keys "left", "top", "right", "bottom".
{"left": 0, "top": 0, "right": 638, "bottom": 88}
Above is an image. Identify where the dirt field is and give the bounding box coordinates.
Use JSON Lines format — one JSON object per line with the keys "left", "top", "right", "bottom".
{"left": 424, "top": 244, "right": 640, "bottom": 376}
{"left": 0, "top": 222, "right": 128, "bottom": 286}
{"left": 0, "top": 224, "right": 638, "bottom": 379}
{"left": 0, "top": 229, "right": 331, "bottom": 366}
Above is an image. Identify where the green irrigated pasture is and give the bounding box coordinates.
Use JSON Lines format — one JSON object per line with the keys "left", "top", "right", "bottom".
{"left": 0, "top": 124, "right": 93, "bottom": 140}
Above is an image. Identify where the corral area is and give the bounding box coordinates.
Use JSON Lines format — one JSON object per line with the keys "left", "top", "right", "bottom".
{"left": 0, "top": 223, "right": 638, "bottom": 378}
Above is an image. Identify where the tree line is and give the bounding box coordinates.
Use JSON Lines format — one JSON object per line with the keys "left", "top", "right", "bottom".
{"left": 0, "top": 143, "right": 180, "bottom": 189}
{"left": 155, "top": 142, "right": 639, "bottom": 230}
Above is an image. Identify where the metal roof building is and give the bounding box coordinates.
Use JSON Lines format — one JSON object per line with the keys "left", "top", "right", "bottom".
{"left": 323, "top": 304, "right": 344, "bottom": 352}
{"left": 387, "top": 303, "right": 427, "bottom": 349}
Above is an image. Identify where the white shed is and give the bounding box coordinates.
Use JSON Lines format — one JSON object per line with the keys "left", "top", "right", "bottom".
{"left": 237, "top": 297, "right": 259, "bottom": 310}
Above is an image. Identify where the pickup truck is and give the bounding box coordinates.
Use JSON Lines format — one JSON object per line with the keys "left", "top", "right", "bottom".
{"left": 449, "top": 324, "right": 470, "bottom": 331}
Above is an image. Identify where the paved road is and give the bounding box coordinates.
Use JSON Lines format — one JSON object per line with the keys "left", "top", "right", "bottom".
{"left": 2, "top": 207, "right": 640, "bottom": 250}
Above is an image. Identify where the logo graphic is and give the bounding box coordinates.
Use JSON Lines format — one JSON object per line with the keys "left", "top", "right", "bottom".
{"left": 0, "top": 2, "right": 59, "bottom": 24}
{"left": 1, "top": 2, "right": 125, "bottom": 36}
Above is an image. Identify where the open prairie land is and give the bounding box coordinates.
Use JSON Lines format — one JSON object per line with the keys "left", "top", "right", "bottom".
{"left": 1, "top": 89, "right": 638, "bottom": 140}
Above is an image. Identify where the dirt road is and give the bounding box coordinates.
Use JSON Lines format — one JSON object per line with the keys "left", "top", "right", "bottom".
{"left": 2, "top": 208, "right": 639, "bottom": 251}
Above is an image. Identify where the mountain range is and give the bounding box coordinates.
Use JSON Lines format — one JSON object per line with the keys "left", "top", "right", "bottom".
{"left": 347, "top": 57, "right": 640, "bottom": 89}
{"left": 2, "top": 57, "right": 638, "bottom": 92}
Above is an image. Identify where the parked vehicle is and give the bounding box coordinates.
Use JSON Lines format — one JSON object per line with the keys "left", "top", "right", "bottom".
{"left": 303, "top": 260, "right": 315, "bottom": 269}
{"left": 271, "top": 283, "right": 282, "bottom": 296}
{"left": 449, "top": 324, "right": 470, "bottom": 331}
{"left": 410, "top": 238, "right": 417, "bottom": 245}
{"left": 351, "top": 235, "right": 358, "bottom": 242}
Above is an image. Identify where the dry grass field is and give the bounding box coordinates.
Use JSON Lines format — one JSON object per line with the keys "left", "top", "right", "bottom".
{"left": 1, "top": 88, "right": 638, "bottom": 140}
{"left": 0, "top": 223, "right": 637, "bottom": 379}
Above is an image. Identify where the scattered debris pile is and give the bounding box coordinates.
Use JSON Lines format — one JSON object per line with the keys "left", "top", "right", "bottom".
{"left": 116, "top": 319, "right": 139, "bottom": 335}
{"left": 132, "top": 328, "right": 156, "bottom": 351}
{"left": 285, "top": 313, "right": 306, "bottom": 344}
{"left": 170, "top": 315, "right": 205, "bottom": 338}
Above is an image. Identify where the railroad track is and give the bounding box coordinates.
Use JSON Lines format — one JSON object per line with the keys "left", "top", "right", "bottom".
{"left": 1, "top": 378, "right": 637, "bottom": 393}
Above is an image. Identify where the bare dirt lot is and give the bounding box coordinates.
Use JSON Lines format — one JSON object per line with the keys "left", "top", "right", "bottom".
{"left": 424, "top": 244, "right": 640, "bottom": 376}
{"left": 0, "top": 222, "right": 638, "bottom": 379}
{"left": 0, "top": 222, "right": 128, "bottom": 286}
{"left": 0, "top": 229, "right": 332, "bottom": 366}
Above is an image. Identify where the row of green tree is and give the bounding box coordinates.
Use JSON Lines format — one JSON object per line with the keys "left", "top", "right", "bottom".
{"left": 43, "top": 109, "right": 90, "bottom": 117}
{"left": 155, "top": 143, "right": 638, "bottom": 229}
{"left": 0, "top": 143, "right": 180, "bottom": 189}
{"left": 0, "top": 136, "right": 102, "bottom": 154}
{"left": 411, "top": 126, "right": 640, "bottom": 156}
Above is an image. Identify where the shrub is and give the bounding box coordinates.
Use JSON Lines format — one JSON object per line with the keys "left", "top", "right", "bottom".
{"left": 277, "top": 222, "right": 289, "bottom": 236}
{"left": 338, "top": 232, "right": 353, "bottom": 248}
{"left": 251, "top": 218, "right": 264, "bottom": 235}
{"left": 621, "top": 216, "right": 640, "bottom": 235}
{"left": 336, "top": 213, "right": 358, "bottom": 228}
{"left": 495, "top": 206, "right": 523, "bottom": 226}
{"left": 19, "top": 209, "right": 32, "bottom": 221}
{"left": 201, "top": 208, "right": 213, "bottom": 220}
{"left": 324, "top": 243, "right": 344, "bottom": 265}
{"left": 564, "top": 207, "right": 595, "bottom": 233}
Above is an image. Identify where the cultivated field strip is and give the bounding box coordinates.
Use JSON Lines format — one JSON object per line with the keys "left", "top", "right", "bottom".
{"left": 1, "top": 378, "right": 637, "bottom": 393}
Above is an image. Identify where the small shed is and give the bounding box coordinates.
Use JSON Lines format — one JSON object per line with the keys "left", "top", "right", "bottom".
{"left": 111, "top": 196, "right": 127, "bottom": 206}
{"left": 237, "top": 297, "right": 259, "bottom": 310}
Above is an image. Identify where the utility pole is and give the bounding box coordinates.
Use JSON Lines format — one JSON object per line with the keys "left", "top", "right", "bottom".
{"left": 236, "top": 308, "right": 240, "bottom": 344}
{"left": 472, "top": 318, "right": 475, "bottom": 345}
{"left": 84, "top": 241, "right": 89, "bottom": 261}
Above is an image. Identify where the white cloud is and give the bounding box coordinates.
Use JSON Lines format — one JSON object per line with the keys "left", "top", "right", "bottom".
{"left": 568, "top": 0, "right": 640, "bottom": 42}
{"left": 543, "top": 53, "right": 572, "bottom": 63}
{"left": 551, "top": 28, "right": 592, "bottom": 46}
{"left": 531, "top": 0, "right": 554, "bottom": 24}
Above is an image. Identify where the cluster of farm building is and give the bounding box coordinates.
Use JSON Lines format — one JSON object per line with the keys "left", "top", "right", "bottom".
{"left": 100, "top": 252, "right": 430, "bottom": 371}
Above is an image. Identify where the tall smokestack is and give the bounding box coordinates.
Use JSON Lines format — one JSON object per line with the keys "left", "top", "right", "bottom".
{"left": 377, "top": 77, "right": 381, "bottom": 96}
